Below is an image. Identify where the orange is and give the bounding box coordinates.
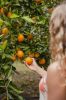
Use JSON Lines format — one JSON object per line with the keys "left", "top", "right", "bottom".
{"left": 34, "top": 52, "right": 40, "bottom": 58}
{"left": 18, "top": 34, "right": 24, "bottom": 42}
{"left": 2, "top": 27, "right": 9, "bottom": 35}
{"left": 0, "top": 8, "right": 4, "bottom": 14}
{"left": 28, "top": 34, "right": 33, "bottom": 40}
{"left": 29, "top": 53, "right": 34, "bottom": 57}
{"left": 7, "top": 12, "right": 12, "bottom": 17}
{"left": 11, "top": 55, "right": 16, "bottom": 61}
{"left": 28, "top": 52, "right": 35, "bottom": 57}
{"left": 39, "top": 58, "right": 46, "bottom": 65}
{"left": 25, "top": 57, "right": 33, "bottom": 65}
{"left": 35, "top": 0, "right": 42, "bottom": 4}
{"left": 17, "top": 50, "right": 24, "bottom": 58}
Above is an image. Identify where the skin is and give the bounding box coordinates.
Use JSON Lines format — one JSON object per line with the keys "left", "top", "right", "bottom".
{"left": 25, "top": 58, "right": 66, "bottom": 100}
{"left": 47, "top": 61, "right": 66, "bottom": 100}
{"left": 25, "top": 58, "right": 47, "bottom": 77}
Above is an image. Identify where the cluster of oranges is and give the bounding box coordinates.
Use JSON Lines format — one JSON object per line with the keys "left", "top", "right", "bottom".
{"left": 17, "top": 33, "right": 33, "bottom": 42}
{"left": 11, "top": 49, "right": 24, "bottom": 61}
{"left": 0, "top": 7, "right": 11, "bottom": 17}
{"left": 0, "top": 8, "right": 12, "bottom": 35}
{"left": 1, "top": 27, "right": 46, "bottom": 66}
{"left": 28, "top": 51, "right": 46, "bottom": 65}
{"left": 28, "top": 52, "right": 40, "bottom": 58}
{"left": 0, "top": 7, "right": 46, "bottom": 66}
{"left": 25, "top": 57, "right": 46, "bottom": 65}
{"left": 10, "top": 33, "right": 33, "bottom": 62}
{"left": 11, "top": 50, "right": 46, "bottom": 66}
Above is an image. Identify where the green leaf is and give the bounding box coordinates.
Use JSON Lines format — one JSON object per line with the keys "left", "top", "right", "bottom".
{"left": 0, "top": 80, "right": 5, "bottom": 86}
{"left": 9, "top": 84, "right": 22, "bottom": 94}
{"left": 16, "top": 95, "right": 24, "bottom": 100}
{"left": 2, "top": 53, "right": 6, "bottom": 59}
{"left": 3, "top": 65, "right": 9, "bottom": 70}
{"left": 7, "top": 66, "right": 12, "bottom": 77}
{"left": 9, "top": 91, "right": 24, "bottom": 100}
{"left": 5, "top": 54, "right": 11, "bottom": 58}
{"left": 0, "top": 34, "right": 3, "bottom": 39}
{"left": 0, "top": 19, "right": 3, "bottom": 26}
{"left": 4, "top": 21, "right": 11, "bottom": 26}
{"left": 22, "top": 16, "right": 34, "bottom": 23}
{"left": 37, "top": 20, "right": 46, "bottom": 25}
{"left": 2, "top": 40, "right": 7, "bottom": 50}
{"left": 10, "top": 13, "right": 19, "bottom": 19}
{"left": 0, "top": 45, "right": 3, "bottom": 51}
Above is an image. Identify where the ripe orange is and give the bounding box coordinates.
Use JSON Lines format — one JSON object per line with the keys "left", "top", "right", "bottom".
{"left": 0, "top": 8, "right": 4, "bottom": 14}
{"left": 28, "top": 52, "right": 35, "bottom": 57}
{"left": 2, "top": 27, "right": 9, "bottom": 35}
{"left": 28, "top": 34, "right": 33, "bottom": 40}
{"left": 35, "top": 0, "right": 42, "bottom": 4}
{"left": 25, "top": 57, "right": 33, "bottom": 65}
{"left": 17, "top": 50, "right": 24, "bottom": 58}
{"left": 7, "top": 12, "right": 12, "bottom": 17}
{"left": 11, "top": 55, "right": 16, "bottom": 61}
{"left": 18, "top": 34, "right": 24, "bottom": 42}
{"left": 39, "top": 58, "right": 46, "bottom": 65}
{"left": 34, "top": 52, "right": 40, "bottom": 58}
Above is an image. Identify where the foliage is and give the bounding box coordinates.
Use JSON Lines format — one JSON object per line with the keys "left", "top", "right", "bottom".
{"left": 0, "top": 0, "right": 62, "bottom": 99}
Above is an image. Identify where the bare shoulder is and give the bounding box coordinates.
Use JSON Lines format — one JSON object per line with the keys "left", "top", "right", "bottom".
{"left": 47, "top": 61, "right": 59, "bottom": 73}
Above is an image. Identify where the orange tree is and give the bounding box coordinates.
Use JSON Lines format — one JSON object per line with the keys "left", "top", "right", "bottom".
{"left": 0, "top": 0, "right": 62, "bottom": 99}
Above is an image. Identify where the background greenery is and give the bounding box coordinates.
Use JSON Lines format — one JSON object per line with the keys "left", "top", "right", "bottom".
{"left": 0, "top": 0, "right": 63, "bottom": 99}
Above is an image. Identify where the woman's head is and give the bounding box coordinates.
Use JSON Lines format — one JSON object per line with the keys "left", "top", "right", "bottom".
{"left": 49, "top": 4, "right": 66, "bottom": 62}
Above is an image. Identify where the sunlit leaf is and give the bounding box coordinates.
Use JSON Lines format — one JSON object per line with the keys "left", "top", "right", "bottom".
{"left": 0, "top": 45, "right": 3, "bottom": 51}
{"left": 0, "top": 34, "right": 3, "bottom": 39}
{"left": 22, "top": 16, "right": 34, "bottom": 23}
{"left": 16, "top": 95, "right": 24, "bottom": 100}
{"left": 9, "top": 84, "right": 22, "bottom": 94}
{"left": 2, "top": 40, "right": 7, "bottom": 50}
{"left": 0, "top": 19, "right": 3, "bottom": 26}
{"left": 37, "top": 20, "right": 45, "bottom": 25}
{"left": 7, "top": 67, "right": 12, "bottom": 82}
{"left": 9, "top": 13, "right": 19, "bottom": 18}
{"left": 4, "top": 21, "right": 11, "bottom": 26}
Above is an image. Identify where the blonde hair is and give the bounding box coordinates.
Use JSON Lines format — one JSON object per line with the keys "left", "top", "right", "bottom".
{"left": 49, "top": 4, "right": 66, "bottom": 62}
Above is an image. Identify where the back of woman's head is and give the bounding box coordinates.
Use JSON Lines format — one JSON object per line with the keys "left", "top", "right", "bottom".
{"left": 49, "top": 4, "right": 66, "bottom": 62}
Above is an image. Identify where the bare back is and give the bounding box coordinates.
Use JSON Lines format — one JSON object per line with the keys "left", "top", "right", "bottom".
{"left": 47, "top": 62, "right": 66, "bottom": 100}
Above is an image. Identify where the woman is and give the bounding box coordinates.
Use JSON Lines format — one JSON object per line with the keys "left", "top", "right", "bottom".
{"left": 25, "top": 3, "right": 66, "bottom": 100}
{"left": 47, "top": 3, "right": 66, "bottom": 100}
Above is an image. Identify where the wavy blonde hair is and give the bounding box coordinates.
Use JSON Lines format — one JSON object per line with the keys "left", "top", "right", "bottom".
{"left": 49, "top": 4, "right": 66, "bottom": 62}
